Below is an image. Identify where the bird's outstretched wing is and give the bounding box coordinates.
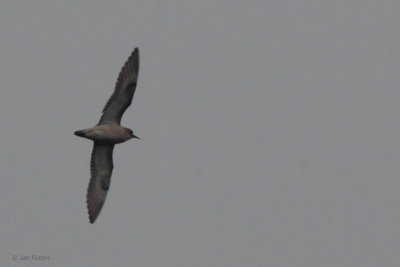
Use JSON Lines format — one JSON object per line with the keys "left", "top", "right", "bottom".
{"left": 86, "top": 143, "right": 115, "bottom": 223}
{"left": 98, "top": 48, "right": 140, "bottom": 125}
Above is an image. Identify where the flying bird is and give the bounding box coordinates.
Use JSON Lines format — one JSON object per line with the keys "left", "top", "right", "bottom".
{"left": 74, "top": 48, "right": 140, "bottom": 223}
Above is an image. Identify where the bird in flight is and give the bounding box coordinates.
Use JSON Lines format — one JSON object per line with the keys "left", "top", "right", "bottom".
{"left": 74, "top": 48, "right": 140, "bottom": 223}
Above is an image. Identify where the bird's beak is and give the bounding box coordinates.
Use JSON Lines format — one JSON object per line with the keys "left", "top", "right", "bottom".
{"left": 132, "top": 134, "right": 140, "bottom": 139}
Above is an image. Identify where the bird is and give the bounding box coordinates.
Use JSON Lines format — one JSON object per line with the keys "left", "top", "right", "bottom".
{"left": 74, "top": 48, "right": 140, "bottom": 223}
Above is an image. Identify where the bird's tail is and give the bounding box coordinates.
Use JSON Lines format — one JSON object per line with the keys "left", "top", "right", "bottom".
{"left": 74, "top": 130, "right": 86, "bottom": 137}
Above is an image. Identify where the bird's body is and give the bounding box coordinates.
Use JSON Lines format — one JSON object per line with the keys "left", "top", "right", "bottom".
{"left": 74, "top": 124, "right": 133, "bottom": 144}
{"left": 74, "top": 48, "right": 140, "bottom": 223}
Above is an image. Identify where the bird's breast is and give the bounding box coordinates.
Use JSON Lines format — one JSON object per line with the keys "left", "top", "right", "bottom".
{"left": 89, "top": 124, "right": 130, "bottom": 144}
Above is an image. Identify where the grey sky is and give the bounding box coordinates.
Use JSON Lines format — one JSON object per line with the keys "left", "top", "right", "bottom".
{"left": 1, "top": 1, "right": 400, "bottom": 266}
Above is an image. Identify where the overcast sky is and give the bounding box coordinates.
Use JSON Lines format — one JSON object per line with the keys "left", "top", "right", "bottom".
{"left": 1, "top": 1, "right": 400, "bottom": 266}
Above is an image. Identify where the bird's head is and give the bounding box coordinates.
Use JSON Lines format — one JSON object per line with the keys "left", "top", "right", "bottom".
{"left": 126, "top": 128, "right": 140, "bottom": 140}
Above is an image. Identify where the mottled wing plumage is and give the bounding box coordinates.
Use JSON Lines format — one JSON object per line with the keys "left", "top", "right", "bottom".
{"left": 86, "top": 143, "right": 115, "bottom": 223}
{"left": 98, "top": 48, "right": 140, "bottom": 125}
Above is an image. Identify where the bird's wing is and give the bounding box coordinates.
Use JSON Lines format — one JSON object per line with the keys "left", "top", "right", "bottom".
{"left": 98, "top": 48, "right": 140, "bottom": 125}
{"left": 86, "top": 143, "right": 115, "bottom": 223}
